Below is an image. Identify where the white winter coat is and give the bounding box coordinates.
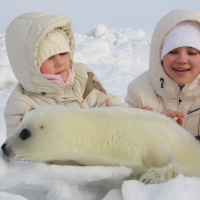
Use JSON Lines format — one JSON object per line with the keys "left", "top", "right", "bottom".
{"left": 4, "top": 12, "right": 121, "bottom": 137}
{"left": 125, "top": 9, "right": 200, "bottom": 137}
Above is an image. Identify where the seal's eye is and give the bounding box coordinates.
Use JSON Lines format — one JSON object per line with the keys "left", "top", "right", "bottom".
{"left": 19, "top": 129, "right": 31, "bottom": 140}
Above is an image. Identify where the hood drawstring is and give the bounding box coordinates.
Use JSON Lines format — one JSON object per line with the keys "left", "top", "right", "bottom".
{"left": 160, "top": 78, "right": 164, "bottom": 88}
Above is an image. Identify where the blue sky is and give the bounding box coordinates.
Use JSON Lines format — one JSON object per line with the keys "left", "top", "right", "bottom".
{"left": 1, "top": 0, "right": 200, "bottom": 34}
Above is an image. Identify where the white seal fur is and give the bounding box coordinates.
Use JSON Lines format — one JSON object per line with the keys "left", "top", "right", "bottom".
{"left": 2, "top": 105, "right": 200, "bottom": 184}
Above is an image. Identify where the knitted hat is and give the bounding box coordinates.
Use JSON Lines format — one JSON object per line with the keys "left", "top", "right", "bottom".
{"left": 37, "top": 29, "right": 70, "bottom": 67}
{"left": 161, "top": 22, "right": 200, "bottom": 60}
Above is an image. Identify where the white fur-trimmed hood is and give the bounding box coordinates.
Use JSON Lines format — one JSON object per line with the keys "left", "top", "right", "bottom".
{"left": 5, "top": 12, "right": 75, "bottom": 94}
{"left": 149, "top": 9, "right": 200, "bottom": 97}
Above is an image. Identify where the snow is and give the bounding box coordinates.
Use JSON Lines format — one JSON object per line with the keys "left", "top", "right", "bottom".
{"left": 0, "top": 24, "right": 200, "bottom": 200}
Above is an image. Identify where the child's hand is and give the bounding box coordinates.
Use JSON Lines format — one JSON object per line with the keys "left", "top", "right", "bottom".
{"left": 106, "top": 100, "right": 113, "bottom": 107}
{"left": 161, "top": 110, "right": 185, "bottom": 126}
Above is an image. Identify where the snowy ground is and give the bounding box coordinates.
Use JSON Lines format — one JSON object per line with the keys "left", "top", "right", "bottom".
{"left": 0, "top": 25, "right": 200, "bottom": 200}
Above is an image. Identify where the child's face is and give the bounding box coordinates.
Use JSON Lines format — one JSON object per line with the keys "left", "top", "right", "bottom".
{"left": 40, "top": 53, "right": 71, "bottom": 82}
{"left": 162, "top": 47, "right": 200, "bottom": 84}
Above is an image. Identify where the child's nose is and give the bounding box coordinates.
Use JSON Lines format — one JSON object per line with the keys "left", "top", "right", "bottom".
{"left": 176, "top": 53, "right": 187, "bottom": 64}
{"left": 54, "top": 55, "right": 62, "bottom": 66}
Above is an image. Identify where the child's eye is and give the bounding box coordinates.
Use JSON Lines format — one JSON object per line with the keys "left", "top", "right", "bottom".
{"left": 188, "top": 52, "right": 198, "bottom": 55}
{"left": 59, "top": 52, "right": 67, "bottom": 56}
{"left": 168, "top": 51, "right": 177, "bottom": 54}
{"left": 187, "top": 48, "right": 200, "bottom": 55}
{"left": 187, "top": 51, "right": 199, "bottom": 55}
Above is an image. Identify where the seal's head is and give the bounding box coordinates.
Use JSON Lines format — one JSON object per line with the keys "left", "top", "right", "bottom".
{"left": 1, "top": 105, "right": 74, "bottom": 163}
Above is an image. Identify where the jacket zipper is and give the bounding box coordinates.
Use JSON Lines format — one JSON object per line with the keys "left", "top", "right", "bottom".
{"left": 178, "top": 85, "right": 184, "bottom": 111}
{"left": 178, "top": 85, "right": 200, "bottom": 138}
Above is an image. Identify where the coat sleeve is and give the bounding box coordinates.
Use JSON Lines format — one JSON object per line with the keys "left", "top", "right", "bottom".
{"left": 93, "top": 71, "right": 122, "bottom": 106}
{"left": 4, "top": 84, "right": 37, "bottom": 138}
{"left": 83, "top": 65, "right": 122, "bottom": 107}
{"left": 125, "top": 71, "right": 159, "bottom": 108}
{"left": 125, "top": 81, "right": 143, "bottom": 107}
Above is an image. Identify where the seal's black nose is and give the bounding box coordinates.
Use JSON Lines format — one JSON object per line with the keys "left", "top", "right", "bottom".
{"left": 1, "top": 143, "right": 10, "bottom": 157}
{"left": 19, "top": 129, "right": 31, "bottom": 140}
{"left": 1, "top": 143, "right": 6, "bottom": 150}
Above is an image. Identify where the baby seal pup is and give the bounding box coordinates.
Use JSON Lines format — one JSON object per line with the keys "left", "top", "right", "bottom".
{"left": 2, "top": 105, "right": 200, "bottom": 184}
